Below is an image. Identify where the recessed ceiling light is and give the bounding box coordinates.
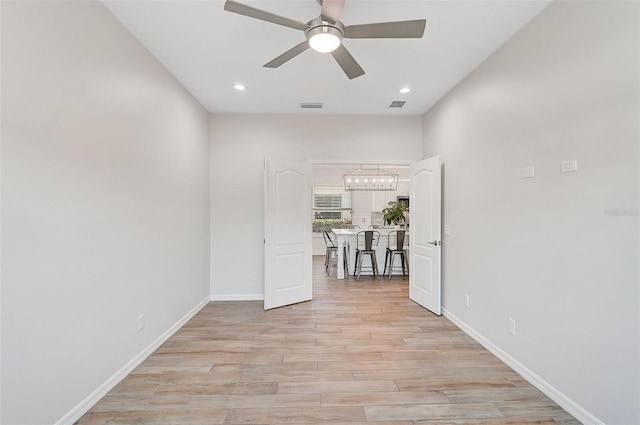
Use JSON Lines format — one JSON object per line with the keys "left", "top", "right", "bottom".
{"left": 399, "top": 87, "right": 411, "bottom": 94}
{"left": 234, "top": 84, "right": 246, "bottom": 91}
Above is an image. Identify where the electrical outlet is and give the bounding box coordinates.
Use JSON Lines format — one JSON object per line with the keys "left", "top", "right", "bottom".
{"left": 508, "top": 317, "right": 516, "bottom": 336}
{"left": 138, "top": 314, "right": 144, "bottom": 331}
{"left": 250, "top": 273, "right": 257, "bottom": 281}
{"left": 464, "top": 294, "right": 470, "bottom": 308}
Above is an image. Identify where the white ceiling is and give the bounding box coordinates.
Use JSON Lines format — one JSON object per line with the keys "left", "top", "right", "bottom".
{"left": 103, "top": 0, "right": 550, "bottom": 116}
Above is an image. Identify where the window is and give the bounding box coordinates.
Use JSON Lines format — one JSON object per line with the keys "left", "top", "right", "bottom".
{"left": 312, "top": 187, "right": 351, "bottom": 232}
{"left": 314, "top": 194, "right": 342, "bottom": 209}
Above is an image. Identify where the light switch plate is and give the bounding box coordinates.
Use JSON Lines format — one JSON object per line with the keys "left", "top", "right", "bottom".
{"left": 561, "top": 160, "right": 578, "bottom": 173}
{"left": 521, "top": 166, "right": 535, "bottom": 179}
{"left": 444, "top": 224, "right": 451, "bottom": 236}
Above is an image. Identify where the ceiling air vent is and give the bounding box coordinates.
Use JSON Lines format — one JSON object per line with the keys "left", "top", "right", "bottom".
{"left": 300, "top": 102, "right": 324, "bottom": 109}
{"left": 388, "top": 100, "right": 406, "bottom": 109}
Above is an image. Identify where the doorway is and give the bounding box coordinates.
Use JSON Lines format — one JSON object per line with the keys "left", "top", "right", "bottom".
{"left": 264, "top": 157, "right": 441, "bottom": 315}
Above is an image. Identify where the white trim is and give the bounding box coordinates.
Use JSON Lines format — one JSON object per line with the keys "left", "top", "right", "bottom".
{"left": 210, "top": 293, "right": 264, "bottom": 301}
{"left": 307, "top": 159, "right": 417, "bottom": 165}
{"left": 55, "top": 296, "right": 210, "bottom": 425}
{"left": 443, "top": 307, "right": 604, "bottom": 425}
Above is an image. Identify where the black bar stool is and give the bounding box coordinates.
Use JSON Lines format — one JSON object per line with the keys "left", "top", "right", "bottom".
{"left": 322, "top": 230, "right": 337, "bottom": 275}
{"left": 383, "top": 230, "right": 409, "bottom": 278}
{"left": 323, "top": 230, "right": 349, "bottom": 277}
{"left": 354, "top": 230, "right": 380, "bottom": 280}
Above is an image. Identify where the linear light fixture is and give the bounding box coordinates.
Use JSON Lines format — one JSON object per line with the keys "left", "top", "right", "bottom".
{"left": 343, "top": 166, "right": 399, "bottom": 191}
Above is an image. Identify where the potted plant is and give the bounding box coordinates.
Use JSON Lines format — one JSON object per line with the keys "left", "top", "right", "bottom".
{"left": 382, "top": 200, "right": 408, "bottom": 227}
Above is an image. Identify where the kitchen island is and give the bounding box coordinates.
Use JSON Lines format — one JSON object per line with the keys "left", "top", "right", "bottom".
{"left": 331, "top": 228, "right": 409, "bottom": 279}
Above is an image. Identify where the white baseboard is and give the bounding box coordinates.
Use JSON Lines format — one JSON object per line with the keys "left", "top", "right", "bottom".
{"left": 210, "top": 293, "right": 264, "bottom": 301}
{"left": 55, "top": 296, "right": 210, "bottom": 425}
{"left": 442, "top": 307, "right": 603, "bottom": 425}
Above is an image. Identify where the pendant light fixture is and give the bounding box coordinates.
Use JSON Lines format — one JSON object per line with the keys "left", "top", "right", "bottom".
{"left": 343, "top": 166, "right": 399, "bottom": 191}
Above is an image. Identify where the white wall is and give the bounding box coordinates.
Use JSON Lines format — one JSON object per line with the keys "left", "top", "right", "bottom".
{"left": 422, "top": 1, "right": 639, "bottom": 424}
{"left": 1, "top": 2, "right": 210, "bottom": 424}
{"left": 210, "top": 114, "right": 421, "bottom": 298}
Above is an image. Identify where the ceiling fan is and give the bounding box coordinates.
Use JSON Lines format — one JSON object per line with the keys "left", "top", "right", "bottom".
{"left": 223, "top": 0, "right": 426, "bottom": 79}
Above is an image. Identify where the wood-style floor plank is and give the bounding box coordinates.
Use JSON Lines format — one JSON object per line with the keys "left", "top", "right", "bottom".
{"left": 364, "top": 403, "right": 504, "bottom": 421}
{"left": 76, "top": 256, "right": 579, "bottom": 425}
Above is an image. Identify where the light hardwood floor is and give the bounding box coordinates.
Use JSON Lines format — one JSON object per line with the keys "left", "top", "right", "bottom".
{"left": 77, "top": 256, "right": 579, "bottom": 424}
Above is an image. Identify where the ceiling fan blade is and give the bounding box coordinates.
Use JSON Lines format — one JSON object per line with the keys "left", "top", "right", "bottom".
{"left": 344, "top": 19, "right": 426, "bottom": 39}
{"left": 330, "top": 44, "right": 365, "bottom": 79}
{"left": 263, "top": 41, "right": 310, "bottom": 68}
{"left": 320, "top": 0, "right": 345, "bottom": 24}
{"left": 224, "top": 0, "right": 308, "bottom": 31}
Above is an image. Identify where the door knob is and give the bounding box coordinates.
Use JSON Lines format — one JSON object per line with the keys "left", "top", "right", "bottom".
{"left": 427, "top": 240, "right": 441, "bottom": 246}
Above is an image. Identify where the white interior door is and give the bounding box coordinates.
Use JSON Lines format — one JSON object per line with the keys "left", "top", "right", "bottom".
{"left": 264, "top": 158, "right": 312, "bottom": 310}
{"left": 409, "top": 156, "right": 442, "bottom": 315}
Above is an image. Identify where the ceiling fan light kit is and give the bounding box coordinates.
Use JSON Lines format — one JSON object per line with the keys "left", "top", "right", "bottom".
{"left": 223, "top": 0, "right": 426, "bottom": 79}
{"left": 306, "top": 18, "right": 344, "bottom": 53}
